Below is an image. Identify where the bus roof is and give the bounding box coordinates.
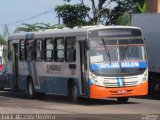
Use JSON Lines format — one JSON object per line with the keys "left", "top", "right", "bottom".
{"left": 9, "top": 25, "right": 141, "bottom": 40}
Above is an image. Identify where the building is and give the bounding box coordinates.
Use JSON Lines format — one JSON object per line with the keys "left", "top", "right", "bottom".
{"left": 146, "top": 0, "right": 160, "bottom": 13}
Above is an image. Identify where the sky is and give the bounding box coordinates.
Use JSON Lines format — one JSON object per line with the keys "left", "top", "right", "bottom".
{"left": 0, "top": 0, "right": 114, "bottom": 34}
{"left": 0, "top": 0, "right": 66, "bottom": 34}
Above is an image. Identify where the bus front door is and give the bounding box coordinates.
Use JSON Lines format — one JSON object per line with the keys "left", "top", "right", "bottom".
{"left": 79, "top": 41, "right": 87, "bottom": 95}
{"left": 13, "top": 43, "right": 19, "bottom": 89}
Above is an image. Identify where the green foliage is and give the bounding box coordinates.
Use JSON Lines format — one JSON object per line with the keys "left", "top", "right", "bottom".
{"left": 110, "top": 0, "right": 145, "bottom": 25}
{"left": 3, "top": 47, "right": 7, "bottom": 64}
{"left": 0, "top": 25, "right": 9, "bottom": 64}
{"left": 115, "top": 0, "right": 145, "bottom": 26}
{"left": 137, "top": 2, "right": 146, "bottom": 13}
{"left": 55, "top": 4, "right": 90, "bottom": 28}
{"left": 0, "top": 25, "right": 8, "bottom": 45}
{"left": 116, "top": 12, "right": 130, "bottom": 26}
{"left": 14, "top": 23, "right": 65, "bottom": 33}
{"left": 58, "top": 0, "right": 145, "bottom": 26}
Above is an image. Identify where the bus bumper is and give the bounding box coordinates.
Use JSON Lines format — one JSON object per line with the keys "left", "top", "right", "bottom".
{"left": 89, "top": 81, "right": 148, "bottom": 99}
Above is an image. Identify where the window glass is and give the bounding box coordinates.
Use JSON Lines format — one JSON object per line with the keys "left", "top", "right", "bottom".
{"left": 26, "top": 40, "right": 34, "bottom": 61}
{"left": 20, "top": 40, "right": 25, "bottom": 61}
{"left": 55, "top": 38, "right": 64, "bottom": 62}
{"left": 35, "top": 39, "right": 43, "bottom": 61}
{"left": 65, "top": 37, "right": 76, "bottom": 62}
{"left": 8, "top": 40, "right": 12, "bottom": 61}
{"left": 44, "top": 38, "right": 54, "bottom": 61}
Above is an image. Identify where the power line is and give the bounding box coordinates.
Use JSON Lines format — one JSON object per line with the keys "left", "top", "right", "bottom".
{"left": 0, "top": 8, "right": 54, "bottom": 27}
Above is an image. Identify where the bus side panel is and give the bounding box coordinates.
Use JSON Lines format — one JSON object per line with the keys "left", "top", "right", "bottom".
{"left": 7, "top": 61, "right": 14, "bottom": 88}
{"left": 18, "top": 62, "right": 29, "bottom": 90}
{"left": 37, "top": 76, "right": 55, "bottom": 93}
{"left": 19, "top": 75, "right": 28, "bottom": 90}
{"left": 34, "top": 76, "right": 79, "bottom": 96}
{"left": 54, "top": 77, "right": 69, "bottom": 95}
{"left": 54, "top": 77, "right": 79, "bottom": 96}
{"left": 8, "top": 74, "right": 14, "bottom": 88}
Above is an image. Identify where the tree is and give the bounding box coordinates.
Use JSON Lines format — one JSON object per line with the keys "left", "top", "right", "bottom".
{"left": 110, "top": 0, "right": 145, "bottom": 25}
{"left": 116, "top": 12, "right": 130, "bottom": 25}
{"left": 0, "top": 25, "right": 9, "bottom": 63}
{"left": 0, "top": 25, "right": 8, "bottom": 45}
{"left": 56, "top": 0, "right": 111, "bottom": 26}
{"left": 137, "top": 1, "right": 146, "bottom": 13}
{"left": 58, "top": 0, "right": 145, "bottom": 26}
{"left": 55, "top": 4, "right": 90, "bottom": 28}
{"left": 14, "top": 23, "right": 64, "bottom": 33}
{"left": 115, "top": 0, "right": 146, "bottom": 26}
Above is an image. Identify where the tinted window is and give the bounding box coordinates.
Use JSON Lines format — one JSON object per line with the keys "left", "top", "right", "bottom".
{"left": 20, "top": 40, "right": 25, "bottom": 61}
{"left": 65, "top": 37, "right": 76, "bottom": 62}
{"left": 8, "top": 40, "right": 12, "bottom": 61}
{"left": 25, "top": 40, "right": 34, "bottom": 61}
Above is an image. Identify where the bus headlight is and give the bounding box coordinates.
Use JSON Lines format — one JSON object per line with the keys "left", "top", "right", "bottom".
{"left": 141, "top": 70, "right": 148, "bottom": 83}
{"left": 89, "top": 72, "right": 104, "bottom": 87}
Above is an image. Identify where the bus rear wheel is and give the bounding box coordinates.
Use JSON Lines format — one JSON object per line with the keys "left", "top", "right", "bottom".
{"left": 69, "top": 82, "right": 79, "bottom": 103}
{"left": 117, "top": 97, "right": 129, "bottom": 103}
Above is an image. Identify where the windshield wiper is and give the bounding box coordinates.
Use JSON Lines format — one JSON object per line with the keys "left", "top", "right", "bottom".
{"left": 101, "top": 39, "right": 111, "bottom": 65}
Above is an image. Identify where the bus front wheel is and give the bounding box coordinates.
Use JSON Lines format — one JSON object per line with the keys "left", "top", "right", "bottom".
{"left": 69, "top": 82, "right": 79, "bottom": 103}
{"left": 152, "top": 80, "right": 160, "bottom": 99}
{"left": 117, "top": 97, "right": 129, "bottom": 103}
{"left": 28, "top": 79, "right": 36, "bottom": 99}
{"left": 0, "top": 83, "right": 3, "bottom": 90}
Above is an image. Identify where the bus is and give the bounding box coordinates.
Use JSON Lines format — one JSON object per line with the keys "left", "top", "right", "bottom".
{"left": 7, "top": 26, "right": 148, "bottom": 103}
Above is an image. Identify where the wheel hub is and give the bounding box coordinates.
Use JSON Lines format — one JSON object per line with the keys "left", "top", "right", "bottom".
{"left": 29, "top": 83, "right": 33, "bottom": 95}
{"left": 155, "top": 83, "right": 160, "bottom": 92}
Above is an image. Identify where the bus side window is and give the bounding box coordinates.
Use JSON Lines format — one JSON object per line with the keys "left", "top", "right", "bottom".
{"left": 8, "top": 40, "right": 12, "bottom": 61}
{"left": 65, "top": 37, "right": 76, "bottom": 62}
{"left": 55, "top": 38, "right": 64, "bottom": 62}
{"left": 44, "top": 38, "right": 54, "bottom": 62}
{"left": 34, "top": 39, "right": 43, "bottom": 61}
{"left": 20, "top": 39, "right": 25, "bottom": 61}
{"left": 25, "top": 40, "right": 34, "bottom": 61}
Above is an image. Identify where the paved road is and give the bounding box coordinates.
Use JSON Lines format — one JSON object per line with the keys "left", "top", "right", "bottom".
{"left": 0, "top": 90, "right": 159, "bottom": 120}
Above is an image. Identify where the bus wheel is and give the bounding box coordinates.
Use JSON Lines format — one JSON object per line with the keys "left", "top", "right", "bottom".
{"left": 117, "top": 97, "right": 129, "bottom": 103}
{"left": 69, "top": 82, "right": 79, "bottom": 103}
{"left": 28, "top": 79, "right": 36, "bottom": 99}
{"left": 0, "top": 83, "right": 3, "bottom": 90}
{"left": 152, "top": 80, "right": 160, "bottom": 99}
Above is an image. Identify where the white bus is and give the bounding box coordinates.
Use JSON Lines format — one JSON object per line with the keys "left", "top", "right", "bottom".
{"left": 7, "top": 26, "right": 148, "bottom": 102}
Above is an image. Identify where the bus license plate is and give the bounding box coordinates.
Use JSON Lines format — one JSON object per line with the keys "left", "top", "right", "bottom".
{"left": 117, "top": 90, "right": 127, "bottom": 94}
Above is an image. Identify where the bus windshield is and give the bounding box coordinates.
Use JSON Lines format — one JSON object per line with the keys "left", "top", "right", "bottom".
{"left": 89, "top": 37, "right": 147, "bottom": 76}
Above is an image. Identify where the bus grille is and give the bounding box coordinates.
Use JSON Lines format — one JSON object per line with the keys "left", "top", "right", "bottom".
{"left": 102, "top": 77, "right": 139, "bottom": 88}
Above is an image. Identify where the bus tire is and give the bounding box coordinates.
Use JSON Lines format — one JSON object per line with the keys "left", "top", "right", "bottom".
{"left": 151, "top": 79, "right": 160, "bottom": 99}
{"left": 117, "top": 97, "right": 129, "bottom": 103}
{"left": 0, "top": 83, "right": 3, "bottom": 90}
{"left": 28, "top": 78, "right": 36, "bottom": 99}
{"left": 69, "top": 82, "right": 79, "bottom": 103}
